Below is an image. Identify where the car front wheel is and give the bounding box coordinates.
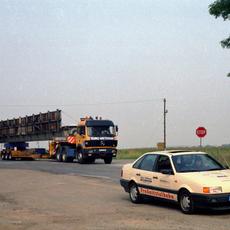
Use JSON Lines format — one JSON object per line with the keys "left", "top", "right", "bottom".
{"left": 129, "top": 183, "right": 142, "bottom": 204}
{"left": 179, "top": 190, "right": 194, "bottom": 214}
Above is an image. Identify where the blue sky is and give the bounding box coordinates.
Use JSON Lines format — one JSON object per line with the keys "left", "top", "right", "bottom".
{"left": 0, "top": 0, "right": 229, "bottom": 148}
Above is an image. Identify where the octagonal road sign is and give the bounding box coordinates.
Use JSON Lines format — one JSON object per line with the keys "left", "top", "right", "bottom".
{"left": 196, "top": 127, "right": 207, "bottom": 138}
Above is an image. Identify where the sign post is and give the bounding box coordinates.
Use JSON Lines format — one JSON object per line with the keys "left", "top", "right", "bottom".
{"left": 196, "top": 127, "right": 207, "bottom": 147}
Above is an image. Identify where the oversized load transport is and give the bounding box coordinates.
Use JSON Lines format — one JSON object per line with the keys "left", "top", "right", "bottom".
{"left": 0, "top": 111, "right": 118, "bottom": 164}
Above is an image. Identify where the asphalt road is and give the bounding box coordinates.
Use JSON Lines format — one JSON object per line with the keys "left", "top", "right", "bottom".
{"left": 0, "top": 159, "right": 131, "bottom": 183}
{"left": 1, "top": 158, "right": 230, "bottom": 230}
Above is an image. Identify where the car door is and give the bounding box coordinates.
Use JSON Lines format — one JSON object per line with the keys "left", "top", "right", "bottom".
{"left": 154, "top": 155, "right": 177, "bottom": 201}
{"left": 132, "top": 154, "right": 159, "bottom": 195}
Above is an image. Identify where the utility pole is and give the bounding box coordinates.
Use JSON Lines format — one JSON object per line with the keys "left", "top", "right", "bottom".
{"left": 163, "top": 98, "right": 168, "bottom": 150}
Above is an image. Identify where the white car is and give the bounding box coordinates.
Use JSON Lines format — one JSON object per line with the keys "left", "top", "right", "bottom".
{"left": 120, "top": 150, "right": 230, "bottom": 214}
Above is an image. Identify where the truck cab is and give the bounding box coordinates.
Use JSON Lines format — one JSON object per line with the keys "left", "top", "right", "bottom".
{"left": 49, "top": 116, "right": 118, "bottom": 164}
{"left": 75, "top": 117, "right": 118, "bottom": 164}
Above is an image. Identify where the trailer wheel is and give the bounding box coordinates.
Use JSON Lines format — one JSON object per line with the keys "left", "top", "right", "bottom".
{"left": 4, "top": 154, "right": 8, "bottom": 161}
{"left": 1, "top": 153, "right": 5, "bottom": 160}
{"left": 8, "top": 153, "right": 12, "bottom": 160}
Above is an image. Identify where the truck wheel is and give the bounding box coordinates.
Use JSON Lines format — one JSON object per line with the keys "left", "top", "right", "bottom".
{"left": 104, "top": 156, "right": 112, "bottom": 164}
{"left": 129, "top": 183, "right": 142, "bottom": 203}
{"left": 77, "top": 151, "right": 85, "bottom": 164}
{"left": 62, "top": 153, "right": 68, "bottom": 162}
{"left": 56, "top": 152, "right": 62, "bottom": 162}
{"left": 179, "top": 190, "right": 194, "bottom": 214}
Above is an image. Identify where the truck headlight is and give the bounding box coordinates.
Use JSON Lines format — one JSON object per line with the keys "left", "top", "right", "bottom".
{"left": 203, "top": 186, "right": 222, "bottom": 194}
{"left": 84, "top": 141, "right": 89, "bottom": 147}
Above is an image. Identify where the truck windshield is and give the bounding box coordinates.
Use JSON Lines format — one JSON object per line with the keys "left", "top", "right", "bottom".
{"left": 87, "top": 126, "right": 115, "bottom": 137}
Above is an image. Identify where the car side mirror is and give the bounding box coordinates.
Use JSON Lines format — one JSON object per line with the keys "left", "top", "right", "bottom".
{"left": 161, "top": 169, "right": 174, "bottom": 175}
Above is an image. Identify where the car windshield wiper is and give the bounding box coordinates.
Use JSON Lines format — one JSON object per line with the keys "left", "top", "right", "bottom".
{"left": 178, "top": 170, "right": 198, "bottom": 173}
{"left": 178, "top": 169, "right": 208, "bottom": 173}
{"left": 206, "top": 168, "right": 223, "bottom": 171}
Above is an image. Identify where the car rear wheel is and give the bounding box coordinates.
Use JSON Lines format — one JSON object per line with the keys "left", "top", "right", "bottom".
{"left": 129, "top": 183, "right": 142, "bottom": 204}
{"left": 179, "top": 190, "right": 194, "bottom": 214}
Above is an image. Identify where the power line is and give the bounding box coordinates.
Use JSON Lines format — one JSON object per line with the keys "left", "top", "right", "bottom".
{"left": 61, "top": 111, "right": 77, "bottom": 124}
{"left": 0, "top": 98, "right": 162, "bottom": 108}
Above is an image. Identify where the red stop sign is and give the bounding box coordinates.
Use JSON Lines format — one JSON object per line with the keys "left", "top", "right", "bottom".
{"left": 196, "top": 127, "right": 207, "bottom": 138}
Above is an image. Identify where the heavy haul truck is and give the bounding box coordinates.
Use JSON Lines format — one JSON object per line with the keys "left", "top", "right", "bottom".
{"left": 49, "top": 116, "right": 118, "bottom": 164}
{"left": 0, "top": 110, "right": 118, "bottom": 164}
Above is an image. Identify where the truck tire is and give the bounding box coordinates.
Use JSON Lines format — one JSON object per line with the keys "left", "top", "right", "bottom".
{"left": 77, "top": 151, "right": 85, "bottom": 164}
{"left": 62, "top": 152, "right": 68, "bottom": 162}
{"left": 56, "top": 151, "right": 62, "bottom": 162}
{"left": 104, "top": 156, "right": 112, "bottom": 164}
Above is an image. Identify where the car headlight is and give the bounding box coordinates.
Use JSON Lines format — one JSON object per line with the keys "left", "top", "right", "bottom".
{"left": 203, "top": 186, "right": 222, "bottom": 194}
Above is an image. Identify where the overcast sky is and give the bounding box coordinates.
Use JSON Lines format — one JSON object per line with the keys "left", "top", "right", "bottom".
{"left": 0, "top": 0, "right": 229, "bottom": 148}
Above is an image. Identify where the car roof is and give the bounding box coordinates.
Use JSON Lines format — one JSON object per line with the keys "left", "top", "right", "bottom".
{"left": 142, "top": 150, "right": 206, "bottom": 157}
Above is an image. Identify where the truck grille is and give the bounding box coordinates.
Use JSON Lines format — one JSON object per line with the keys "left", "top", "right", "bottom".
{"left": 85, "top": 140, "right": 117, "bottom": 147}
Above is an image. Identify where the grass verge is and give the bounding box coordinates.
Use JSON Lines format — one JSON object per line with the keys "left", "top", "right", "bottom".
{"left": 117, "top": 147, "right": 230, "bottom": 165}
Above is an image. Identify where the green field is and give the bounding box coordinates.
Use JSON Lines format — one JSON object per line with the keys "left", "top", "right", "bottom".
{"left": 117, "top": 146, "right": 230, "bottom": 165}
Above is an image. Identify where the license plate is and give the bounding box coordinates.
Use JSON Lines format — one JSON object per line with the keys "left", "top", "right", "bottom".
{"left": 99, "top": 149, "right": 106, "bottom": 152}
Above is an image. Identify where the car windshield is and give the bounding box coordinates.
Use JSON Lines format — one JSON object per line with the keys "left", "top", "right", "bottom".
{"left": 87, "top": 126, "right": 115, "bottom": 137}
{"left": 172, "top": 154, "right": 225, "bottom": 173}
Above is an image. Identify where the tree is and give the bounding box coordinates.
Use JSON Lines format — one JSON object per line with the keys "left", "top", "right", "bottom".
{"left": 209, "top": 0, "right": 230, "bottom": 76}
